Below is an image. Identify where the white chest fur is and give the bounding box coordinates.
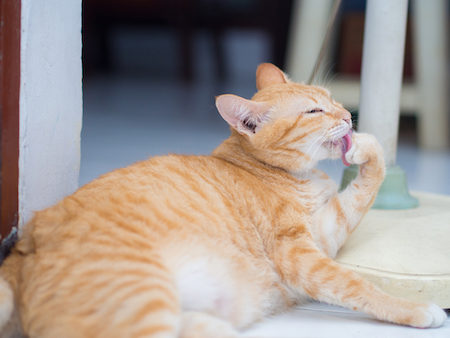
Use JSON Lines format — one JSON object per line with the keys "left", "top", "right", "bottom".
{"left": 293, "top": 170, "right": 342, "bottom": 257}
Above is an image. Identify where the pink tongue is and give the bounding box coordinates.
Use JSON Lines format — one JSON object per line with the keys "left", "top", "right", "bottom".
{"left": 341, "top": 131, "right": 353, "bottom": 167}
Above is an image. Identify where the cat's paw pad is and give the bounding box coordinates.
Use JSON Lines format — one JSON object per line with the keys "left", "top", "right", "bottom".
{"left": 416, "top": 303, "right": 448, "bottom": 328}
{"left": 344, "top": 133, "right": 381, "bottom": 166}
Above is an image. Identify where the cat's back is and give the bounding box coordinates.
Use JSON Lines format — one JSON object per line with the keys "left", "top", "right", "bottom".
{"left": 79, "top": 154, "right": 251, "bottom": 198}
{"left": 75, "top": 153, "right": 261, "bottom": 217}
{"left": 23, "top": 153, "right": 276, "bottom": 253}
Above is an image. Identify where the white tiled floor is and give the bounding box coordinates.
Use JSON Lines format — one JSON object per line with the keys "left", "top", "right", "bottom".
{"left": 243, "top": 303, "right": 450, "bottom": 337}
{"left": 81, "top": 29, "right": 450, "bottom": 337}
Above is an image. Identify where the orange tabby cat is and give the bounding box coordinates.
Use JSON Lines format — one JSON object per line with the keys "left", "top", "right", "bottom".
{"left": 0, "top": 63, "right": 446, "bottom": 338}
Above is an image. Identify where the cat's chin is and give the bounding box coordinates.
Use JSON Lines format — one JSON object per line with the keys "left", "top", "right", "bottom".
{"left": 321, "top": 140, "right": 345, "bottom": 159}
{"left": 321, "top": 131, "right": 353, "bottom": 166}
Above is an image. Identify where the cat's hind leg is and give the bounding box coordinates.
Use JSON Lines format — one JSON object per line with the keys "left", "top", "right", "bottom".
{"left": 20, "top": 251, "right": 183, "bottom": 338}
{"left": 181, "top": 311, "right": 239, "bottom": 338}
{"left": 0, "top": 276, "right": 14, "bottom": 332}
{"left": 0, "top": 252, "right": 25, "bottom": 338}
{"left": 272, "top": 236, "right": 447, "bottom": 328}
{"left": 301, "top": 253, "right": 448, "bottom": 328}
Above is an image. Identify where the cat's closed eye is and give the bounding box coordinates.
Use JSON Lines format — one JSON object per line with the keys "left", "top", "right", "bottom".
{"left": 306, "top": 109, "right": 323, "bottom": 114}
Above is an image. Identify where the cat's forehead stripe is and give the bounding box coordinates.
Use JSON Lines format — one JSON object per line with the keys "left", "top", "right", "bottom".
{"left": 306, "top": 96, "right": 318, "bottom": 104}
{"left": 253, "top": 84, "right": 330, "bottom": 103}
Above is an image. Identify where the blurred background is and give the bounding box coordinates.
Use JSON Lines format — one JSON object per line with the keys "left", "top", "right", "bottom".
{"left": 80, "top": 0, "right": 450, "bottom": 194}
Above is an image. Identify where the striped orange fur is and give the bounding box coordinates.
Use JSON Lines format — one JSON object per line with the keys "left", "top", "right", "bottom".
{"left": 0, "top": 63, "right": 446, "bottom": 338}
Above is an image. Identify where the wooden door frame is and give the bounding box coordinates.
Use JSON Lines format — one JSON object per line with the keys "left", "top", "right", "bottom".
{"left": 0, "top": 0, "right": 21, "bottom": 241}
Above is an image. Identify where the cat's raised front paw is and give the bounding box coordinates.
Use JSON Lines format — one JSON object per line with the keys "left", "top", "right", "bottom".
{"left": 344, "top": 133, "right": 382, "bottom": 166}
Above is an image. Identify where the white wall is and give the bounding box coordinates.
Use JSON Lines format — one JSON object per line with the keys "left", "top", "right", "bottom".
{"left": 19, "top": 0, "right": 83, "bottom": 227}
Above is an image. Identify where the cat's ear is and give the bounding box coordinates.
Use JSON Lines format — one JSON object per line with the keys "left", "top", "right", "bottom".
{"left": 216, "top": 94, "right": 269, "bottom": 136}
{"left": 256, "top": 63, "right": 289, "bottom": 91}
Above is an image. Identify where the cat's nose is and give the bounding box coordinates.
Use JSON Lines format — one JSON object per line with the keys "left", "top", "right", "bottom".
{"left": 337, "top": 109, "right": 352, "bottom": 126}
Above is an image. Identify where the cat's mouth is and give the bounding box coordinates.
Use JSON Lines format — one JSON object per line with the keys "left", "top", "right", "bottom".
{"left": 341, "top": 130, "right": 352, "bottom": 167}
{"left": 323, "top": 130, "right": 353, "bottom": 166}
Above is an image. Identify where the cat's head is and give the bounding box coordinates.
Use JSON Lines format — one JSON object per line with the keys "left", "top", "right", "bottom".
{"left": 216, "top": 63, "right": 353, "bottom": 172}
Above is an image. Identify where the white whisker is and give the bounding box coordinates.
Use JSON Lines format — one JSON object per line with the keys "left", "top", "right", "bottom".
{"left": 306, "top": 134, "right": 326, "bottom": 156}
{"left": 323, "top": 64, "right": 337, "bottom": 88}
{"left": 305, "top": 134, "right": 328, "bottom": 168}
{"left": 318, "top": 61, "right": 331, "bottom": 86}
{"left": 325, "top": 72, "right": 339, "bottom": 89}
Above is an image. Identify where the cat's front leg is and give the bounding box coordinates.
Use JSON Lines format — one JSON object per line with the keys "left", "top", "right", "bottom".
{"left": 343, "top": 132, "right": 386, "bottom": 203}
{"left": 334, "top": 133, "right": 385, "bottom": 243}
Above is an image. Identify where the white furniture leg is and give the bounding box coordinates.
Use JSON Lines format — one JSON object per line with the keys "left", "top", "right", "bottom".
{"left": 341, "top": 0, "right": 418, "bottom": 209}
{"left": 412, "top": 0, "right": 449, "bottom": 149}
{"left": 357, "top": 0, "right": 408, "bottom": 167}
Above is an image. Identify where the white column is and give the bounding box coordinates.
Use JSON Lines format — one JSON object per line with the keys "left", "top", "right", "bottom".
{"left": 412, "top": 0, "right": 449, "bottom": 150}
{"left": 358, "top": 0, "right": 409, "bottom": 168}
{"left": 19, "top": 0, "right": 83, "bottom": 227}
{"left": 286, "top": 0, "right": 334, "bottom": 83}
